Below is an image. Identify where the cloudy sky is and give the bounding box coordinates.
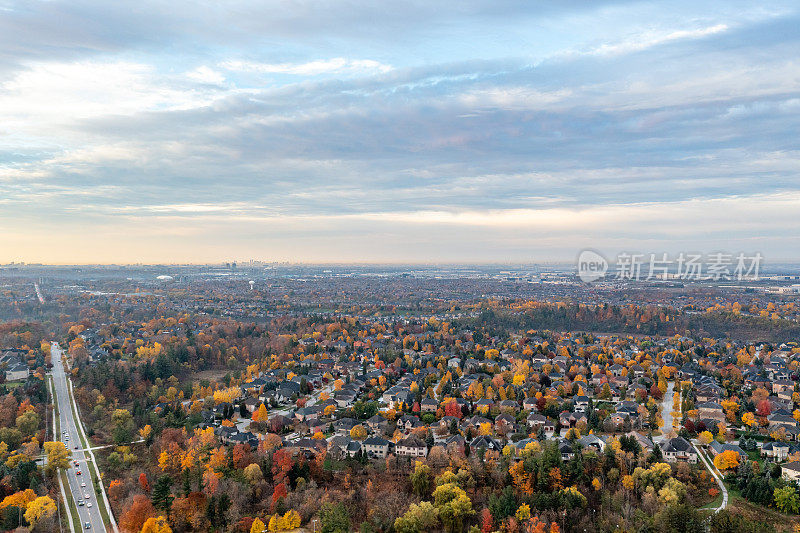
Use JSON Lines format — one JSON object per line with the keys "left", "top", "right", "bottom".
{"left": 1, "top": 1, "right": 799, "bottom": 264}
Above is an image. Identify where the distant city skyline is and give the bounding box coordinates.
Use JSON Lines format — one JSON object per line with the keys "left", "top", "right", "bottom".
{"left": 1, "top": 1, "right": 799, "bottom": 263}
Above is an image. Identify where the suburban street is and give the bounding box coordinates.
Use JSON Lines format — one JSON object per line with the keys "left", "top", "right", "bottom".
{"left": 51, "top": 342, "right": 108, "bottom": 532}
{"left": 659, "top": 380, "right": 728, "bottom": 513}
{"left": 659, "top": 380, "right": 675, "bottom": 439}
{"left": 693, "top": 440, "right": 728, "bottom": 513}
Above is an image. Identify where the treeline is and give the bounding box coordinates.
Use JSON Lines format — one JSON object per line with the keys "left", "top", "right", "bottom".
{"left": 467, "top": 305, "right": 800, "bottom": 341}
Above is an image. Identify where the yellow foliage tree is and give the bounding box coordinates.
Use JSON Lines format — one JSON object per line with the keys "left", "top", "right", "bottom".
{"left": 24, "top": 496, "right": 56, "bottom": 528}
{"left": 43, "top": 441, "right": 72, "bottom": 472}
{"left": 251, "top": 518, "right": 266, "bottom": 533}
{"left": 0, "top": 489, "right": 36, "bottom": 511}
{"left": 284, "top": 510, "right": 301, "bottom": 529}
{"left": 252, "top": 404, "right": 270, "bottom": 423}
{"left": 713, "top": 450, "right": 740, "bottom": 471}
{"left": 140, "top": 515, "right": 173, "bottom": 533}
{"left": 515, "top": 503, "right": 531, "bottom": 521}
{"left": 350, "top": 425, "right": 367, "bottom": 440}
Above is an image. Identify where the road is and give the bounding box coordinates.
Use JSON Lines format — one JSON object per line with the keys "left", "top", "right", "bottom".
{"left": 34, "top": 283, "right": 45, "bottom": 304}
{"left": 693, "top": 440, "right": 728, "bottom": 512}
{"left": 659, "top": 380, "right": 675, "bottom": 439}
{"left": 659, "top": 380, "right": 728, "bottom": 512}
{"left": 51, "top": 342, "right": 108, "bottom": 532}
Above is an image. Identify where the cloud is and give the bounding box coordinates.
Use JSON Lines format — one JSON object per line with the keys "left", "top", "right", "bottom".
{"left": 220, "top": 58, "right": 393, "bottom": 76}
{"left": 186, "top": 66, "right": 226, "bottom": 84}
{"left": 0, "top": 1, "right": 799, "bottom": 262}
{"left": 588, "top": 24, "right": 730, "bottom": 56}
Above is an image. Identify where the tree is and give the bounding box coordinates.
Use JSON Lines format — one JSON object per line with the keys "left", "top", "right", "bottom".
{"left": 480, "top": 508, "right": 493, "bottom": 533}
{"left": 112, "top": 408, "right": 135, "bottom": 444}
{"left": 656, "top": 504, "right": 704, "bottom": 533}
{"left": 774, "top": 486, "right": 800, "bottom": 514}
{"left": 15, "top": 410, "right": 40, "bottom": 437}
{"left": 43, "top": 441, "right": 71, "bottom": 474}
{"left": 244, "top": 463, "right": 264, "bottom": 484}
{"left": 140, "top": 515, "right": 173, "bottom": 533}
{"left": 319, "top": 502, "right": 349, "bottom": 533}
{"left": 410, "top": 461, "right": 432, "bottom": 497}
{"left": 23, "top": 495, "right": 56, "bottom": 529}
{"left": 349, "top": 424, "right": 367, "bottom": 440}
{"left": 251, "top": 517, "right": 266, "bottom": 533}
{"left": 742, "top": 412, "right": 756, "bottom": 428}
{"left": 433, "top": 482, "right": 474, "bottom": 533}
{"left": 394, "top": 502, "right": 439, "bottom": 533}
{"left": 152, "top": 475, "right": 175, "bottom": 513}
{"left": 252, "top": 404, "right": 269, "bottom": 424}
{"left": 713, "top": 450, "right": 740, "bottom": 471}
{"left": 283, "top": 510, "right": 301, "bottom": 529}
{"left": 515, "top": 503, "right": 531, "bottom": 521}
{"left": 140, "top": 424, "right": 153, "bottom": 443}
{"left": 756, "top": 400, "right": 772, "bottom": 419}
{"left": 120, "top": 494, "right": 156, "bottom": 533}
{"left": 698, "top": 431, "right": 714, "bottom": 446}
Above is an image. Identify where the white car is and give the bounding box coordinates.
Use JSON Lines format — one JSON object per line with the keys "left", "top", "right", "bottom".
{"left": 81, "top": 482, "right": 86, "bottom": 488}
{"left": 87, "top": 502, "right": 92, "bottom": 508}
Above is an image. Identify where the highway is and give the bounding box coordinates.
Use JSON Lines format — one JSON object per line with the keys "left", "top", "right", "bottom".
{"left": 51, "top": 342, "right": 108, "bottom": 532}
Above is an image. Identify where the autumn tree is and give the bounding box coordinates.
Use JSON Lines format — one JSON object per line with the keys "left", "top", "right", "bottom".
{"left": 394, "top": 502, "right": 440, "bottom": 533}
{"left": 350, "top": 424, "right": 367, "bottom": 440}
{"left": 432, "top": 482, "right": 474, "bottom": 533}
{"left": 252, "top": 404, "right": 269, "bottom": 424}
{"left": 140, "top": 515, "right": 173, "bottom": 533}
{"left": 410, "top": 461, "right": 432, "bottom": 497}
{"left": 251, "top": 517, "right": 265, "bottom": 533}
{"left": 713, "top": 450, "right": 740, "bottom": 471}
{"left": 120, "top": 494, "right": 156, "bottom": 533}
{"left": 24, "top": 495, "right": 56, "bottom": 530}
{"left": 112, "top": 408, "right": 135, "bottom": 444}
{"left": 43, "top": 441, "right": 71, "bottom": 475}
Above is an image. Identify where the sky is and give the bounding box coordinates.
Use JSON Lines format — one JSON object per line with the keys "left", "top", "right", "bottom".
{"left": 1, "top": 0, "right": 799, "bottom": 264}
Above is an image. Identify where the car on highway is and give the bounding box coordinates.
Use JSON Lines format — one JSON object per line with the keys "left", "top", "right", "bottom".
{"left": 76, "top": 470, "right": 81, "bottom": 475}
{"left": 85, "top": 521, "right": 91, "bottom": 529}
{"left": 77, "top": 499, "right": 84, "bottom": 506}
{"left": 87, "top": 502, "right": 92, "bottom": 508}
{"left": 81, "top": 482, "right": 86, "bottom": 488}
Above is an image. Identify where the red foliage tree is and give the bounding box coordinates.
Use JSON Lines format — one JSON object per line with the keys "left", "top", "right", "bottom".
{"left": 756, "top": 399, "right": 772, "bottom": 418}
{"left": 139, "top": 472, "right": 150, "bottom": 492}
{"left": 444, "top": 400, "right": 463, "bottom": 419}
{"left": 271, "top": 482, "right": 287, "bottom": 512}
{"left": 481, "top": 508, "right": 493, "bottom": 533}
{"left": 271, "top": 449, "right": 293, "bottom": 485}
{"left": 119, "top": 494, "right": 156, "bottom": 533}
